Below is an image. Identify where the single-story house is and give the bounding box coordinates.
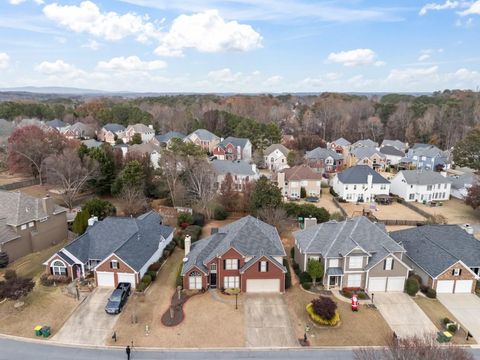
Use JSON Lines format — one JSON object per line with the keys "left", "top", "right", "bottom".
{"left": 390, "top": 170, "right": 451, "bottom": 202}
{"left": 44, "top": 211, "right": 173, "bottom": 289}
{"left": 390, "top": 225, "right": 480, "bottom": 293}
{"left": 181, "top": 215, "right": 287, "bottom": 293}
{"left": 294, "top": 216, "right": 411, "bottom": 292}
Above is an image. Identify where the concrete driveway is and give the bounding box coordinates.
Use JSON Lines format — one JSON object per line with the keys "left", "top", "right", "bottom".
{"left": 373, "top": 293, "right": 437, "bottom": 338}
{"left": 244, "top": 294, "right": 298, "bottom": 348}
{"left": 438, "top": 294, "right": 480, "bottom": 340}
{"left": 53, "top": 288, "right": 120, "bottom": 346}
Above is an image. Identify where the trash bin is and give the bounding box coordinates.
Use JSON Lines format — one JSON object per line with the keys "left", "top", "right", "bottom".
{"left": 41, "top": 326, "right": 51, "bottom": 338}
{"left": 34, "top": 325, "right": 43, "bottom": 337}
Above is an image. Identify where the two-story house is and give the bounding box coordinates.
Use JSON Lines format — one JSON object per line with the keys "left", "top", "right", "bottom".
{"left": 264, "top": 144, "right": 290, "bottom": 172}
{"left": 44, "top": 211, "right": 173, "bottom": 288}
{"left": 213, "top": 137, "right": 252, "bottom": 161}
{"left": 61, "top": 122, "right": 95, "bottom": 140}
{"left": 379, "top": 145, "right": 405, "bottom": 166}
{"left": 277, "top": 165, "right": 322, "bottom": 198}
{"left": 331, "top": 165, "right": 390, "bottom": 203}
{"left": 294, "top": 216, "right": 411, "bottom": 292}
{"left": 45, "top": 119, "right": 68, "bottom": 133}
{"left": 402, "top": 144, "right": 450, "bottom": 171}
{"left": 347, "top": 147, "right": 387, "bottom": 171}
{"left": 0, "top": 191, "right": 68, "bottom": 262}
{"left": 127, "top": 142, "right": 162, "bottom": 169}
{"left": 305, "top": 147, "right": 344, "bottom": 175}
{"left": 96, "top": 123, "right": 126, "bottom": 145}
{"left": 181, "top": 215, "right": 287, "bottom": 293}
{"left": 351, "top": 139, "right": 378, "bottom": 150}
{"left": 184, "top": 129, "right": 221, "bottom": 153}
{"left": 155, "top": 131, "right": 186, "bottom": 148}
{"left": 211, "top": 159, "right": 260, "bottom": 191}
{"left": 381, "top": 139, "right": 408, "bottom": 152}
{"left": 390, "top": 170, "right": 451, "bottom": 202}
{"left": 329, "top": 137, "right": 351, "bottom": 157}
{"left": 123, "top": 124, "right": 156, "bottom": 143}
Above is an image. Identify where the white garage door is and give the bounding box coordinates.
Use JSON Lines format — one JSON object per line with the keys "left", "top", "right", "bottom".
{"left": 437, "top": 280, "right": 454, "bottom": 293}
{"left": 368, "top": 277, "right": 387, "bottom": 292}
{"left": 97, "top": 272, "right": 114, "bottom": 287}
{"left": 386, "top": 277, "right": 405, "bottom": 292}
{"left": 118, "top": 273, "right": 136, "bottom": 289}
{"left": 246, "top": 279, "right": 280, "bottom": 293}
{"left": 455, "top": 280, "right": 473, "bottom": 293}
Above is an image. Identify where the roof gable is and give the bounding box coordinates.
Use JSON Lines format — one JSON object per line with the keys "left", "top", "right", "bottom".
{"left": 337, "top": 165, "right": 390, "bottom": 184}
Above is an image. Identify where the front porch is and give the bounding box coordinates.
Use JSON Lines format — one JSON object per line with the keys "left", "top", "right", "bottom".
{"left": 326, "top": 267, "right": 344, "bottom": 290}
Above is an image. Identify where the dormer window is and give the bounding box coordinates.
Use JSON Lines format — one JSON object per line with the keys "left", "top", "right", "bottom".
{"left": 452, "top": 268, "right": 462, "bottom": 276}
{"left": 110, "top": 260, "right": 119, "bottom": 269}
{"left": 384, "top": 257, "right": 394, "bottom": 271}
{"left": 259, "top": 261, "right": 268, "bottom": 272}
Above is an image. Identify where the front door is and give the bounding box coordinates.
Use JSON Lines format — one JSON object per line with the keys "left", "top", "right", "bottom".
{"left": 210, "top": 263, "right": 217, "bottom": 288}
{"left": 329, "top": 276, "right": 336, "bottom": 286}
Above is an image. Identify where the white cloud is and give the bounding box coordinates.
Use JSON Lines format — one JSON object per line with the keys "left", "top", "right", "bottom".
{"left": 418, "top": 54, "right": 431, "bottom": 61}
{"left": 43, "top": 1, "right": 161, "bottom": 42}
{"left": 0, "top": 53, "right": 10, "bottom": 69}
{"left": 419, "top": 0, "right": 459, "bottom": 15}
{"left": 387, "top": 66, "right": 439, "bottom": 82}
{"left": 264, "top": 75, "right": 283, "bottom": 86}
{"left": 82, "top": 39, "right": 101, "bottom": 50}
{"left": 9, "top": 0, "right": 26, "bottom": 4}
{"left": 327, "top": 48, "right": 381, "bottom": 67}
{"left": 207, "top": 68, "right": 242, "bottom": 83}
{"left": 96, "top": 56, "right": 167, "bottom": 72}
{"left": 34, "top": 60, "right": 79, "bottom": 75}
{"left": 154, "top": 10, "right": 262, "bottom": 57}
{"left": 459, "top": 1, "right": 480, "bottom": 15}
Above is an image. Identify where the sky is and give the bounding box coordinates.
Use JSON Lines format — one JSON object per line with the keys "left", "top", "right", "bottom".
{"left": 0, "top": 0, "right": 480, "bottom": 93}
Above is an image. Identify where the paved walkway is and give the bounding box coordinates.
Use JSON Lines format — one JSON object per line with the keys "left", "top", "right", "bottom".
{"left": 244, "top": 294, "right": 298, "bottom": 348}
{"left": 331, "top": 290, "right": 370, "bottom": 305}
{"left": 438, "top": 294, "right": 480, "bottom": 341}
{"left": 373, "top": 293, "right": 437, "bottom": 339}
{"left": 209, "top": 289, "right": 242, "bottom": 305}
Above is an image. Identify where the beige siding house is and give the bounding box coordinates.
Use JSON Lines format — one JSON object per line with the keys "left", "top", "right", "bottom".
{"left": 277, "top": 165, "right": 322, "bottom": 198}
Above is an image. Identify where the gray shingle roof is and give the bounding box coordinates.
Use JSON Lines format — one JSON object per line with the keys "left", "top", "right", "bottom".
{"left": 390, "top": 225, "right": 480, "bottom": 277}
{"left": 264, "top": 143, "right": 289, "bottom": 157}
{"left": 156, "top": 131, "right": 185, "bottom": 143}
{"left": 326, "top": 267, "right": 344, "bottom": 276}
{"left": 351, "top": 147, "right": 385, "bottom": 160}
{"left": 409, "top": 144, "right": 444, "bottom": 158}
{"left": 239, "top": 254, "right": 286, "bottom": 273}
{"left": 337, "top": 165, "right": 390, "bottom": 184}
{"left": 306, "top": 147, "right": 343, "bottom": 161}
{"left": 182, "top": 216, "right": 286, "bottom": 275}
{"left": 81, "top": 139, "right": 103, "bottom": 148}
{"left": 450, "top": 174, "right": 476, "bottom": 190}
{"left": 381, "top": 140, "right": 407, "bottom": 151}
{"left": 103, "top": 123, "right": 125, "bottom": 133}
{"left": 218, "top": 136, "right": 249, "bottom": 149}
{"left": 352, "top": 139, "right": 378, "bottom": 148}
{"left": 399, "top": 170, "right": 451, "bottom": 185}
{"left": 333, "top": 137, "right": 351, "bottom": 146}
{"left": 211, "top": 159, "right": 255, "bottom": 176}
{"left": 63, "top": 211, "right": 172, "bottom": 271}
{"left": 380, "top": 145, "right": 405, "bottom": 157}
{"left": 189, "top": 129, "right": 219, "bottom": 141}
{"left": 295, "top": 217, "right": 404, "bottom": 262}
{"left": 0, "top": 218, "right": 20, "bottom": 245}
{"left": 46, "top": 119, "right": 66, "bottom": 128}
{"left": 0, "top": 190, "right": 66, "bottom": 226}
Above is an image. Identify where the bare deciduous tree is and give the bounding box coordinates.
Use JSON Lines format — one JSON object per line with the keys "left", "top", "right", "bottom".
{"left": 256, "top": 206, "right": 290, "bottom": 235}
{"left": 45, "top": 148, "right": 99, "bottom": 210}
{"left": 119, "top": 186, "right": 148, "bottom": 216}
{"left": 184, "top": 159, "right": 217, "bottom": 218}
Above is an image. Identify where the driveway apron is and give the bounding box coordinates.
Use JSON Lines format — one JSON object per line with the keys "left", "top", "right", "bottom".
{"left": 438, "top": 294, "right": 480, "bottom": 341}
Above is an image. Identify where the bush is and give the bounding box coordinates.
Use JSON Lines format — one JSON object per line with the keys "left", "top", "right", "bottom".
{"left": 306, "top": 302, "right": 340, "bottom": 326}
{"left": 174, "top": 235, "right": 184, "bottom": 249}
{"left": 292, "top": 262, "right": 300, "bottom": 274}
{"left": 136, "top": 282, "right": 148, "bottom": 292}
{"left": 284, "top": 259, "right": 291, "bottom": 289}
{"left": 410, "top": 274, "right": 423, "bottom": 286}
{"left": 357, "top": 292, "right": 369, "bottom": 300}
{"left": 302, "top": 282, "right": 312, "bottom": 290}
{"left": 176, "top": 263, "right": 183, "bottom": 288}
{"left": 290, "top": 247, "right": 295, "bottom": 259}
{"left": 148, "top": 262, "right": 162, "bottom": 272}
{"left": 426, "top": 287, "right": 437, "bottom": 299}
{"left": 183, "top": 225, "right": 203, "bottom": 242}
{"left": 0, "top": 252, "right": 9, "bottom": 268}
{"left": 192, "top": 213, "right": 206, "bottom": 227}
{"left": 177, "top": 213, "right": 193, "bottom": 227}
{"left": 4, "top": 270, "right": 17, "bottom": 281}
{"left": 83, "top": 198, "right": 116, "bottom": 220}
{"left": 311, "top": 296, "right": 337, "bottom": 321}
{"left": 0, "top": 274, "right": 35, "bottom": 300}
{"left": 213, "top": 205, "right": 228, "bottom": 220}
{"left": 40, "top": 274, "right": 54, "bottom": 287}
{"left": 405, "top": 276, "right": 420, "bottom": 296}
{"left": 299, "top": 271, "right": 312, "bottom": 284}
{"left": 146, "top": 271, "right": 157, "bottom": 281}
{"left": 329, "top": 212, "right": 345, "bottom": 221}
{"left": 284, "top": 203, "right": 330, "bottom": 223}
{"left": 300, "top": 186, "right": 307, "bottom": 198}
{"left": 142, "top": 274, "right": 152, "bottom": 285}
{"left": 49, "top": 275, "right": 71, "bottom": 284}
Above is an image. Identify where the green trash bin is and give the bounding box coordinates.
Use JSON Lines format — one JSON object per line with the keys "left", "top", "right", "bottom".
{"left": 34, "top": 325, "right": 42, "bottom": 337}
{"left": 41, "top": 326, "right": 51, "bottom": 338}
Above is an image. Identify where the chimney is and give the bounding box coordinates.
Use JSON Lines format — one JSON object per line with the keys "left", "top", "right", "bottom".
{"left": 148, "top": 124, "right": 154, "bottom": 130}
{"left": 87, "top": 216, "right": 98, "bottom": 227}
{"left": 367, "top": 174, "right": 373, "bottom": 187}
{"left": 42, "top": 195, "right": 54, "bottom": 215}
{"left": 304, "top": 217, "right": 317, "bottom": 229}
{"left": 251, "top": 163, "right": 257, "bottom": 173}
{"left": 184, "top": 235, "right": 192, "bottom": 256}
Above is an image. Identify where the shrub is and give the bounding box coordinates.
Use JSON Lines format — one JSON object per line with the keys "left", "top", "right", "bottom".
{"left": 136, "top": 282, "right": 147, "bottom": 292}
{"left": 292, "top": 262, "right": 300, "bottom": 275}
{"left": 175, "top": 263, "right": 183, "bottom": 288}
{"left": 0, "top": 275, "right": 35, "bottom": 300}
{"left": 213, "top": 205, "right": 228, "bottom": 220}
{"left": 177, "top": 213, "right": 193, "bottom": 227}
{"left": 299, "top": 271, "right": 312, "bottom": 284}
{"left": 426, "top": 287, "right": 437, "bottom": 299}
{"left": 447, "top": 323, "right": 458, "bottom": 333}
{"left": 311, "top": 296, "right": 338, "bottom": 321}
{"left": 146, "top": 271, "right": 157, "bottom": 281}
{"left": 341, "top": 290, "right": 353, "bottom": 298}
{"left": 192, "top": 213, "right": 206, "bottom": 227}
{"left": 306, "top": 302, "right": 340, "bottom": 326}
{"left": 410, "top": 274, "right": 423, "bottom": 286}
{"left": 174, "top": 235, "right": 184, "bottom": 249}
{"left": 405, "top": 276, "right": 420, "bottom": 296}
{"left": 290, "top": 247, "right": 295, "bottom": 259}
{"left": 40, "top": 274, "right": 54, "bottom": 287}
{"left": 329, "top": 212, "right": 345, "bottom": 222}
{"left": 300, "top": 186, "right": 307, "bottom": 198}
{"left": 284, "top": 203, "right": 330, "bottom": 223}
{"left": 302, "top": 282, "right": 312, "bottom": 290}
{"left": 0, "top": 252, "right": 9, "bottom": 268}
{"left": 357, "top": 292, "right": 369, "bottom": 300}
{"left": 49, "top": 275, "right": 71, "bottom": 284}
{"left": 184, "top": 225, "right": 203, "bottom": 242}
{"left": 142, "top": 274, "right": 152, "bottom": 285}
{"left": 284, "top": 259, "right": 291, "bottom": 289}
{"left": 4, "top": 269, "right": 17, "bottom": 281}
{"left": 148, "top": 262, "right": 162, "bottom": 272}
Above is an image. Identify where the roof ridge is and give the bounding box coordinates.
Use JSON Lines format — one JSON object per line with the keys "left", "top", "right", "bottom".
{"left": 324, "top": 219, "right": 349, "bottom": 256}
{"left": 417, "top": 226, "right": 459, "bottom": 262}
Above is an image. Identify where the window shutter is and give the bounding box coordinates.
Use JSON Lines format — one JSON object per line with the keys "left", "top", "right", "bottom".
{"left": 237, "top": 259, "right": 240, "bottom": 269}
{"left": 459, "top": 269, "right": 462, "bottom": 276}
{"left": 258, "top": 262, "right": 261, "bottom": 272}
{"left": 452, "top": 269, "right": 455, "bottom": 276}
{"left": 223, "top": 259, "right": 226, "bottom": 270}
{"left": 110, "top": 261, "right": 113, "bottom": 269}
{"left": 383, "top": 260, "right": 386, "bottom": 270}
{"left": 391, "top": 260, "right": 394, "bottom": 270}
{"left": 266, "top": 262, "right": 269, "bottom": 272}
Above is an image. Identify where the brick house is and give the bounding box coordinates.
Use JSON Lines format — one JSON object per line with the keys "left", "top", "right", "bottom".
{"left": 347, "top": 147, "right": 387, "bottom": 171}
{"left": 294, "top": 216, "right": 411, "bottom": 292}
{"left": 305, "top": 147, "right": 344, "bottom": 175}
{"left": 44, "top": 211, "right": 173, "bottom": 289}
{"left": 211, "top": 159, "right": 260, "bottom": 191}
{"left": 328, "top": 137, "right": 351, "bottom": 158}
{"left": 184, "top": 129, "right": 220, "bottom": 153}
{"left": 390, "top": 225, "right": 480, "bottom": 294}
{"left": 123, "top": 124, "right": 156, "bottom": 143}
{"left": 277, "top": 165, "right": 323, "bottom": 198}
{"left": 181, "top": 216, "right": 287, "bottom": 293}
{"left": 0, "top": 191, "right": 68, "bottom": 263}
{"left": 61, "top": 122, "right": 95, "bottom": 140}
{"left": 96, "top": 123, "right": 126, "bottom": 144}
{"left": 212, "top": 136, "right": 252, "bottom": 161}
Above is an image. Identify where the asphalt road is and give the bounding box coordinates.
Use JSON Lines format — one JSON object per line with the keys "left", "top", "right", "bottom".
{"left": 2, "top": 337, "right": 480, "bottom": 360}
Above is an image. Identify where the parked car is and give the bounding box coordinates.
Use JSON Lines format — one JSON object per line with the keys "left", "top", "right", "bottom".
{"left": 287, "top": 195, "right": 300, "bottom": 201}
{"left": 105, "top": 283, "right": 131, "bottom": 314}
{"left": 305, "top": 196, "right": 319, "bottom": 203}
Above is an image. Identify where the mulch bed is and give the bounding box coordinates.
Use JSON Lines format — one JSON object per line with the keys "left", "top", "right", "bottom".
{"left": 161, "top": 290, "right": 199, "bottom": 327}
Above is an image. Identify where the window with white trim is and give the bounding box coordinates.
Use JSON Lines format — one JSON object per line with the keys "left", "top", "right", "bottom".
{"left": 20, "top": 224, "right": 27, "bottom": 230}
{"left": 52, "top": 260, "right": 67, "bottom": 276}
{"left": 349, "top": 256, "right": 363, "bottom": 269}
{"left": 452, "top": 268, "right": 462, "bottom": 276}
{"left": 28, "top": 222, "right": 34, "bottom": 228}
{"left": 225, "top": 259, "right": 238, "bottom": 270}
{"left": 384, "top": 257, "right": 394, "bottom": 271}
{"left": 329, "top": 259, "right": 339, "bottom": 267}
{"left": 110, "top": 260, "right": 119, "bottom": 269}
{"left": 260, "top": 261, "right": 268, "bottom": 272}
{"left": 224, "top": 276, "right": 239, "bottom": 288}
{"left": 409, "top": 193, "right": 415, "bottom": 200}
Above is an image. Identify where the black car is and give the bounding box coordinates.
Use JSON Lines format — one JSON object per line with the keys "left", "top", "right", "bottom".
{"left": 305, "top": 196, "right": 319, "bottom": 203}
{"left": 105, "top": 283, "right": 131, "bottom": 315}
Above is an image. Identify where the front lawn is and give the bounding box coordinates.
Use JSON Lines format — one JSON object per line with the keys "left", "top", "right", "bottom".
{"left": 285, "top": 285, "right": 391, "bottom": 346}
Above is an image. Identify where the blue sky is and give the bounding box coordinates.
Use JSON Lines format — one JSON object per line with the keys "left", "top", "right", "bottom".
{"left": 1, "top": 0, "right": 480, "bottom": 92}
